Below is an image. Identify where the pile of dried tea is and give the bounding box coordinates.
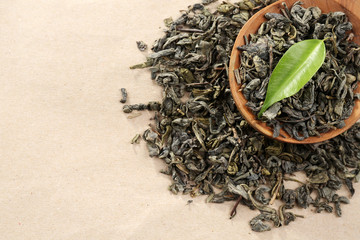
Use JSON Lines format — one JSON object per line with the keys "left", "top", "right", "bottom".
{"left": 123, "top": 0, "right": 360, "bottom": 232}
{"left": 236, "top": 2, "right": 360, "bottom": 140}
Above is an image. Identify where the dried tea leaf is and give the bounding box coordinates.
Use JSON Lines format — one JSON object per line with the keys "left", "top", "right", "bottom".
{"left": 228, "top": 182, "right": 249, "bottom": 200}
{"left": 131, "top": 134, "right": 141, "bottom": 144}
{"left": 250, "top": 213, "right": 280, "bottom": 232}
{"left": 126, "top": 0, "right": 360, "bottom": 233}
{"left": 136, "top": 41, "right": 147, "bottom": 51}
{"left": 309, "top": 171, "right": 329, "bottom": 184}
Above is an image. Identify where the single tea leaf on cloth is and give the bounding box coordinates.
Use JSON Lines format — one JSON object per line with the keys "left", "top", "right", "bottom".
{"left": 258, "top": 39, "right": 326, "bottom": 117}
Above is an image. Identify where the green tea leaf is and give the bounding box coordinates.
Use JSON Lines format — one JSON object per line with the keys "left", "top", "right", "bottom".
{"left": 258, "top": 39, "right": 326, "bottom": 117}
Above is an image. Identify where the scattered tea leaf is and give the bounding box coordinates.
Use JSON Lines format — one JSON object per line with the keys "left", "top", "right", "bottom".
{"left": 131, "top": 134, "right": 141, "bottom": 144}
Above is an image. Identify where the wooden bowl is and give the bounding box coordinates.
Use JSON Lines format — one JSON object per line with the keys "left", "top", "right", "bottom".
{"left": 229, "top": 0, "right": 360, "bottom": 144}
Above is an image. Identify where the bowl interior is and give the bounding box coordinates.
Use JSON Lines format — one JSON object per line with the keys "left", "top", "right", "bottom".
{"left": 229, "top": 0, "right": 360, "bottom": 144}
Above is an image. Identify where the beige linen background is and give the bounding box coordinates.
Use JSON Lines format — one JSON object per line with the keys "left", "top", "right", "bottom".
{"left": 0, "top": 0, "right": 359, "bottom": 239}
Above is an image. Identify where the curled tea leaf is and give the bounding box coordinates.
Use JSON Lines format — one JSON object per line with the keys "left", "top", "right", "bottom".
{"left": 250, "top": 213, "right": 281, "bottom": 232}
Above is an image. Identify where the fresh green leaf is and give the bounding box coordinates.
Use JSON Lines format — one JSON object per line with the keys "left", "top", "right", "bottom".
{"left": 258, "top": 39, "right": 326, "bottom": 117}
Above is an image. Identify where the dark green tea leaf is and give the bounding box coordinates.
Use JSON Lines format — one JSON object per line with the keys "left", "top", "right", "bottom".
{"left": 258, "top": 39, "right": 326, "bottom": 117}
{"left": 126, "top": 1, "right": 360, "bottom": 233}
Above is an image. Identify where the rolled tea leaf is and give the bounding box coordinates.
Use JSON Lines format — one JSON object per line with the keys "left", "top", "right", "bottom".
{"left": 258, "top": 39, "right": 326, "bottom": 117}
